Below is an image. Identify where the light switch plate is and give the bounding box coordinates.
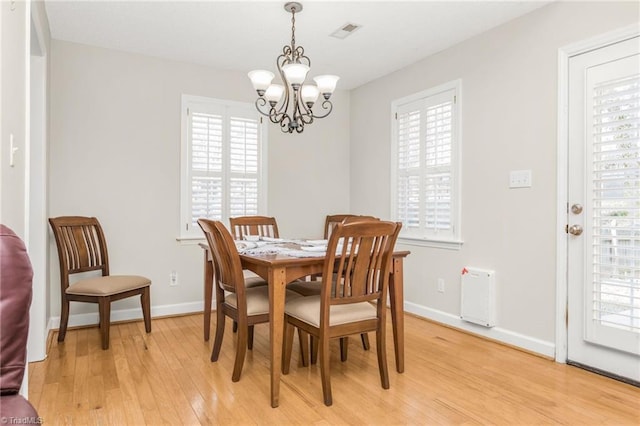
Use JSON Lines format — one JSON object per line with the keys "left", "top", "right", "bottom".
{"left": 509, "top": 170, "right": 532, "bottom": 188}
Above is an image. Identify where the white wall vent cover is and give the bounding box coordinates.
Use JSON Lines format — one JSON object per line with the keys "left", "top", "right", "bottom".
{"left": 460, "top": 267, "right": 496, "bottom": 327}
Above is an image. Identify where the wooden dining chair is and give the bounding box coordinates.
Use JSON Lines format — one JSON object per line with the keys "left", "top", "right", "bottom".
{"left": 229, "top": 215, "right": 279, "bottom": 240}
{"left": 48, "top": 216, "right": 152, "bottom": 350}
{"left": 298, "top": 214, "right": 380, "bottom": 356}
{"left": 324, "top": 214, "right": 378, "bottom": 240}
{"left": 197, "top": 218, "right": 301, "bottom": 382}
{"left": 282, "top": 220, "right": 401, "bottom": 406}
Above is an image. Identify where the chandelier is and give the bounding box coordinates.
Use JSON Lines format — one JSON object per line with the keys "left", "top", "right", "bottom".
{"left": 248, "top": 2, "right": 339, "bottom": 134}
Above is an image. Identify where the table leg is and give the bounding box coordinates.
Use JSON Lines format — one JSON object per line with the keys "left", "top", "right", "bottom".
{"left": 269, "top": 267, "right": 287, "bottom": 408}
{"left": 203, "top": 251, "right": 213, "bottom": 341}
{"left": 389, "top": 257, "right": 405, "bottom": 373}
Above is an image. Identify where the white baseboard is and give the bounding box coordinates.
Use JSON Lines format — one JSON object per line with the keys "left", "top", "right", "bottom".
{"left": 405, "top": 301, "right": 555, "bottom": 358}
{"left": 46, "top": 301, "right": 203, "bottom": 332}
{"left": 46, "top": 300, "right": 555, "bottom": 358}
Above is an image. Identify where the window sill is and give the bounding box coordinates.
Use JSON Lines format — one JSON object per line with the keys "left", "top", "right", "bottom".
{"left": 176, "top": 236, "right": 205, "bottom": 246}
{"left": 398, "top": 236, "right": 463, "bottom": 250}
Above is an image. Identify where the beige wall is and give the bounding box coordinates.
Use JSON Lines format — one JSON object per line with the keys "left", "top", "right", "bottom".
{"left": 48, "top": 40, "right": 350, "bottom": 319}
{"left": 350, "top": 1, "right": 639, "bottom": 352}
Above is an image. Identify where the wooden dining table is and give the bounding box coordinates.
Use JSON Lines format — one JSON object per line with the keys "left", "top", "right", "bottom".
{"left": 200, "top": 242, "right": 410, "bottom": 408}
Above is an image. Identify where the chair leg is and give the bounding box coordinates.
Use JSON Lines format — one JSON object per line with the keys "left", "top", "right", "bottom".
{"left": 232, "top": 321, "right": 248, "bottom": 382}
{"left": 282, "top": 321, "right": 295, "bottom": 374}
{"left": 319, "top": 335, "right": 332, "bottom": 406}
{"left": 311, "top": 336, "right": 319, "bottom": 365}
{"left": 141, "top": 286, "right": 152, "bottom": 333}
{"left": 98, "top": 297, "right": 111, "bottom": 350}
{"left": 211, "top": 309, "right": 226, "bottom": 362}
{"left": 298, "top": 329, "right": 309, "bottom": 367}
{"left": 376, "top": 325, "right": 390, "bottom": 390}
{"left": 248, "top": 325, "right": 254, "bottom": 350}
{"left": 361, "top": 333, "right": 370, "bottom": 350}
{"left": 340, "top": 337, "right": 349, "bottom": 362}
{"left": 58, "top": 298, "right": 70, "bottom": 343}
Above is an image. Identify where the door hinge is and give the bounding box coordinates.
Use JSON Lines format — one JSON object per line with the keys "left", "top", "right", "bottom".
{"left": 565, "top": 224, "right": 568, "bottom": 234}
{"left": 454, "top": 95, "right": 457, "bottom": 104}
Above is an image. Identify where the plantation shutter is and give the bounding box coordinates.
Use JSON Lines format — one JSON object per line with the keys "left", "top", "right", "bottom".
{"left": 425, "top": 95, "right": 454, "bottom": 234}
{"left": 229, "top": 113, "right": 260, "bottom": 217}
{"left": 396, "top": 104, "right": 422, "bottom": 230}
{"left": 394, "top": 88, "right": 457, "bottom": 239}
{"left": 183, "top": 99, "right": 264, "bottom": 237}
{"left": 190, "top": 111, "right": 223, "bottom": 227}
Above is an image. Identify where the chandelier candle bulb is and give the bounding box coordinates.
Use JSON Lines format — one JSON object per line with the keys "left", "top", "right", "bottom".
{"left": 248, "top": 2, "right": 338, "bottom": 133}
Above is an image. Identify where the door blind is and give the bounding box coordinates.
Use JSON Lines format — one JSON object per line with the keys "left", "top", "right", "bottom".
{"left": 591, "top": 74, "right": 640, "bottom": 333}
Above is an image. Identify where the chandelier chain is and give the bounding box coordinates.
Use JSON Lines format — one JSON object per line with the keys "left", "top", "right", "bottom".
{"left": 290, "top": 7, "right": 296, "bottom": 52}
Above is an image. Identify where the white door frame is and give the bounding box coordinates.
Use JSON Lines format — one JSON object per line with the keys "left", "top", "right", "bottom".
{"left": 26, "top": 2, "right": 48, "bottom": 363}
{"left": 555, "top": 24, "right": 640, "bottom": 363}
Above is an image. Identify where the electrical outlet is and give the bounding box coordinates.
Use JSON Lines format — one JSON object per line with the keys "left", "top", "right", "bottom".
{"left": 169, "top": 270, "right": 178, "bottom": 286}
{"left": 437, "top": 278, "right": 445, "bottom": 293}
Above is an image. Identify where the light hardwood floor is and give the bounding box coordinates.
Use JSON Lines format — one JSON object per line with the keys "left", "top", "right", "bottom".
{"left": 29, "top": 312, "right": 639, "bottom": 425}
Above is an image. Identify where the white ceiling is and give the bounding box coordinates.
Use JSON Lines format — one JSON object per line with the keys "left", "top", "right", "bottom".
{"left": 44, "top": 0, "right": 551, "bottom": 90}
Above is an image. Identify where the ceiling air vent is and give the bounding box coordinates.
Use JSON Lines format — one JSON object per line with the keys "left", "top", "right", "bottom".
{"left": 330, "top": 22, "right": 362, "bottom": 39}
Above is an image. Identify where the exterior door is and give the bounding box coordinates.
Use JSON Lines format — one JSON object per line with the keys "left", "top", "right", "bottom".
{"left": 567, "top": 35, "right": 640, "bottom": 383}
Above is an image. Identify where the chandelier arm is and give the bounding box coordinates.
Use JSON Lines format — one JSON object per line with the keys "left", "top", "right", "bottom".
{"left": 293, "top": 46, "right": 310, "bottom": 67}
{"left": 279, "top": 115, "right": 293, "bottom": 133}
{"left": 254, "top": 98, "right": 274, "bottom": 117}
{"left": 296, "top": 96, "right": 314, "bottom": 125}
{"left": 299, "top": 112, "right": 314, "bottom": 125}
{"left": 311, "top": 100, "right": 333, "bottom": 119}
{"left": 276, "top": 52, "right": 291, "bottom": 116}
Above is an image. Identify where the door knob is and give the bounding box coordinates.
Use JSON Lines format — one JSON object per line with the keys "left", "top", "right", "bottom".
{"left": 571, "top": 204, "right": 583, "bottom": 214}
{"left": 568, "top": 225, "right": 583, "bottom": 236}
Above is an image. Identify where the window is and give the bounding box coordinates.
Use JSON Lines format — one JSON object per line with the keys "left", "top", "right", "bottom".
{"left": 391, "top": 80, "right": 461, "bottom": 248}
{"left": 180, "top": 95, "right": 267, "bottom": 240}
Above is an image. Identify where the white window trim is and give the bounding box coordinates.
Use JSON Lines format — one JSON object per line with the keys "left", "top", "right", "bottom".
{"left": 390, "top": 79, "right": 463, "bottom": 250}
{"left": 178, "top": 94, "right": 268, "bottom": 242}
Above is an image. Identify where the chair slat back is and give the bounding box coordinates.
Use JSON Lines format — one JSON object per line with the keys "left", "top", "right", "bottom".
{"left": 49, "top": 217, "right": 110, "bottom": 286}
{"left": 324, "top": 214, "right": 378, "bottom": 239}
{"left": 198, "top": 219, "right": 246, "bottom": 299}
{"left": 322, "top": 221, "right": 401, "bottom": 309}
{"left": 229, "top": 216, "right": 279, "bottom": 240}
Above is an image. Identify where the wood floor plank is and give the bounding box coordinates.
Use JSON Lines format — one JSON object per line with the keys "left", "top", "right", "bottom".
{"left": 28, "top": 312, "right": 640, "bottom": 425}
